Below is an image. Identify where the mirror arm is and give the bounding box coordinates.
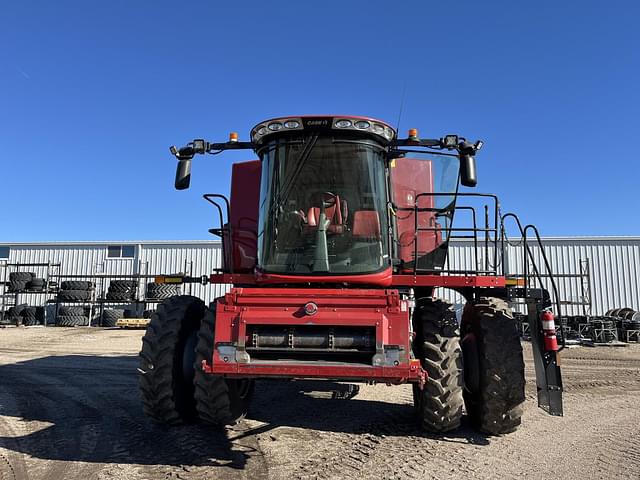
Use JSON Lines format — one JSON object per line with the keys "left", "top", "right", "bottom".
{"left": 169, "top": 139, "right": 255, "bottom": 191}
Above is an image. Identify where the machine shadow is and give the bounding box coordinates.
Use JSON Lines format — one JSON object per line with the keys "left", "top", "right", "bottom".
{"left": 248, "top": 379, "right": 491, "bottom": 446}
{"left": 0, "top": 354, "right": 251, "bottom": 468}
{"left": 0, "top": 355, "right": 489, "bottom": 468}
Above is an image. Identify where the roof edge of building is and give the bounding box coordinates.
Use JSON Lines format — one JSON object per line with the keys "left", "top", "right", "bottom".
{"left": 1, "top": 236, "right": 640, "bottom": 247}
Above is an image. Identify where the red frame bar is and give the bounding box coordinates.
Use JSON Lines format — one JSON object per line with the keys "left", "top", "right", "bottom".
{"left": 391, "top": 274, "right": 505, "bottom": 288}
{"left": 209, "top": 272, "right": 506, "bottom": 288}
{"left": 208, "top": 361, "right": 424, "bottom": 384}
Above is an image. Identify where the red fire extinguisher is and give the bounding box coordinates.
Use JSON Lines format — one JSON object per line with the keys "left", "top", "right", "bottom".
{"left": 540, "top": 310, "right": 558, "bottom": 352}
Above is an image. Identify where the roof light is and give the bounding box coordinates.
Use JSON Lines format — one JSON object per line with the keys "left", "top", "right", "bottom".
{"left": 284, "top": 120, "right": 300, "bottom": 129}
{"left": 354, "top": 120, "right": 371, "bottom": 129}
{"left": 383, "top": 127, "right": 394, "bottom": 140}
{"left": 373, "top": 123, "right": 384, "bottom": 133}
{"left": 257, "top": 127, "right": 267, "bottom": 135}
{"left": 335, "top": 119, "right": 352, "bottom": 128}
{"left": 443, "top": 135, "right": 458, "bottom": 148}
{"left": 229, "top": 132, "right": 238, "bottom": 142}
{"left": 268, "top": 122, "right": 283, "bottom": 131}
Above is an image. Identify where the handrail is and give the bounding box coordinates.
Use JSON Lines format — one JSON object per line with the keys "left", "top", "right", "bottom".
{"left": 501, "top": 213, "right": 565, "bottom": 350}
{"left": 203, "top": 194, "right": 232, "bottom": 273}
{"left": 406, "top": 192, "right": 499, "bottom": 275}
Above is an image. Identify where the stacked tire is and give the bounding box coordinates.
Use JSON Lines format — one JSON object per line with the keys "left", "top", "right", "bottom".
{"left": 106, "top": 280, "right": 137, "bottom": 301}
{"left": 145, "top": 282, "right": 181, "bottom": 300}
{"left": 21, "top": 306, "right": 45, "bottom": 326}
{"left": 590, "top": 317, "right": 616, "bottom": 342}
{"left": 606, "top": 308, "right": 640, "bottom": 342}
{"left": 26, "top": 277, "right": 47, "bottom": 292}
{"left": 8, "top": 272, "right": 35, "bottom": 292}
{"left": 57, "top": 281, "right": 95, "bottom": 302}
{"left": 100, "top": 308, "right": 125, "bottom": 327}
{"left": 4, "top": 305, "right": 27, "bottom": 325}
{"left": 55, "top": 306, "right": 89, "bottom": 327}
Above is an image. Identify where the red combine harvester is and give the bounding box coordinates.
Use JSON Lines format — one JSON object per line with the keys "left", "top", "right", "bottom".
{"left": 138, "top": 115, "right": 563, "bottom": 435}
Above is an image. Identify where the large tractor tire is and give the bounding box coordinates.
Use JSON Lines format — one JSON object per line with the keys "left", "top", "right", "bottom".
{"left": 101, "top": 308, "right": 125, "bottom": 327}
{"left": 55, "top": 315, "right": 89, "bottom": 327}
{"left": 60, "top": 280, "right": 94, "bottom": 291}
{"left": 146, "top": 283, "right": 182, "bottom": 300}
{"left": 461, "top": 297, "right": 525, "bottom": 435}
{"left": 57, "top": 289, "right": 91, "bottom": 301}
{"left": 412, "top": 298, "right": 464, "bottom": 432}
{"left": 138, "top": 295, "right": 205, "bottom": 425}
{"left": 194, "top": 305, "right": 254, "bottom": 425}
{"left": 109, "top": 280, "right": 137, "bottom": 291}
{"left": 9, "top": 272, "right": 34, "bottom": 282}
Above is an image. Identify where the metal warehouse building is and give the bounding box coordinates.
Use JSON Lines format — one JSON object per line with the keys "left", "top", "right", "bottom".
{"left": 1, "top": 237, "right": 639, "bottom": 318}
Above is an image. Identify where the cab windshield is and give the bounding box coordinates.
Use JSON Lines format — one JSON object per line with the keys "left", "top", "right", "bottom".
{"left": 257, "top": 135, "right": 390, "bottom": 274}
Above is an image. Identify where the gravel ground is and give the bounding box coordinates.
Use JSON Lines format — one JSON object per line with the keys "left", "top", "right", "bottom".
{"left": 0, "top": 326, "right": 639, "bottom": 480}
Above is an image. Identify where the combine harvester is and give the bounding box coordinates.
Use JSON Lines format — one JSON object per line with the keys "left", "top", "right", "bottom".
{"left": 138, "top": 115, "right": 563, "bottom": 435}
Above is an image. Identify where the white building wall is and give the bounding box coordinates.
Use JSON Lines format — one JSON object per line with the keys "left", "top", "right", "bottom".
{"left": 2, "top": 237, "right": 639, "bottom": 316}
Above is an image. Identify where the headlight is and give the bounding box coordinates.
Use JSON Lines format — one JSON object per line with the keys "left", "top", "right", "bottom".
{"left": 354, "top": 120, "right": 371, "bottom": 129}
{"left": 335, "top": 119, "right": 352, "bottom": 128}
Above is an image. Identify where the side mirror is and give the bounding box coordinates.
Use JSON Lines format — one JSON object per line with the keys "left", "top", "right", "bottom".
{"left": 460, "top": 154, "right": 477, "bottom": 187}
{"left": 175, "top": 159, "right": 192, "bottom": 190}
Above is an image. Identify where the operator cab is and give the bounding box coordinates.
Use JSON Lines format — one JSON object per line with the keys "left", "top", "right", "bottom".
{"left": 252, "top": 117, "right": 392, "bottom": 275}
{"left": 171, "top": 114, "right": 480, "bottom": 280}
{"left": 251, "top": 116, "right": 467, "bottom": 276}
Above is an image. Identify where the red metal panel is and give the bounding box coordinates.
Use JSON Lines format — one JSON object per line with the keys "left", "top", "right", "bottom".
{"left": 390, "top": 157, "right": 443, "bottom": 268}
{"left": 228, "top": 161, "right": 260, "bottom": 272}
{"left": 352, "top": 210, "right": 381, "bottom": 239}
{"left": 207, "top": 287, "right": 419, "bottom": 382}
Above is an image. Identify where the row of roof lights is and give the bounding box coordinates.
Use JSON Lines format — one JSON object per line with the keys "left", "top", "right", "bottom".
{"left": 333, "top": 118, "right": 395, "bottom": 141}
{"left": 252, "top": 117, "right": 395, "bottom": 143}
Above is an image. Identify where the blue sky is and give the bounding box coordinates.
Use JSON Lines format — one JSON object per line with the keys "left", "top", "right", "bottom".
{"left": 1, "top": 1, "right": 638, "bottom": 241}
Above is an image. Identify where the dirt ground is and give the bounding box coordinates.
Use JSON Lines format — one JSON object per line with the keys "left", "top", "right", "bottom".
{"left": 0, "top": 327, "right": 639, "bottom": 480}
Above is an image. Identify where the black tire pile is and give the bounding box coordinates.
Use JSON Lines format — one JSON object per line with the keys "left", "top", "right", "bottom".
{"left": 20, "top": 306, "right": 45, "bottom": 326}
{"left": 56, "top": 306, "right": 89, "bottom": 327}
{"left": 3, "top": 305, "right": 45, "bottom": 326}
{"left": 99, "top": 308, "right": 125, "bottom": 327}
{"left": 2, "top": 305, "right": 45, "bottom": 327}
{"left": 605, "top": 308, "right": 640, "bottom": 342}
{"left": 4, "top": 305, "right": 25, "bottom": 325}
{"left": 7, "top": 272, "right": 48, "bottom": 293}
{"left": 554, "top": 316, "right": 582, "bottom": 342}
{"left": 106, "top": 280, "right": 137, "bottom": 301}
{"left": 57, "top": 280, "right": 95, "bottom": 302}
{"left": 589, "top": 317, "right": 617, "bottom": 342}
{"left": 145, "top": 282, "right": 181, "bottom": 300}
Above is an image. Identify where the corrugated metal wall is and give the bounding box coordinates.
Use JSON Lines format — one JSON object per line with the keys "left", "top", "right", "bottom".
{"left": 0, "top": 242, "right": 227, "bottom": 312}
{"left": 439, "top": 237, "right": 640, "bottom": 315}
{"left": 1, "top": 238, "right": 639, "bottom": 316}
